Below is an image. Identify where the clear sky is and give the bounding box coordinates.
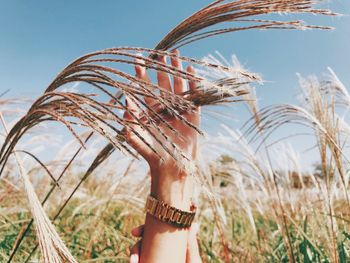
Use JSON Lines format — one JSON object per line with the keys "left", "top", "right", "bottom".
{"left": 0, "top": 0, "right": 349, "bottom": 169}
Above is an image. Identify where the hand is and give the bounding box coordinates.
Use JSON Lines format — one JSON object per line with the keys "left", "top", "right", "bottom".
{"left": 123, "top": 49, "right": 200, "bottom": 209}
{"left": 129, "top": 223, "right": 202, "bottom": 263}
{"left": 124, "top": 49, "right": 199, "bottom": 175}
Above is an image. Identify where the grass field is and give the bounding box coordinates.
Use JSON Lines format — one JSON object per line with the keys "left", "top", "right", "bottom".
{"left": 1, "top": 161, "right": 349, "bottom": 262}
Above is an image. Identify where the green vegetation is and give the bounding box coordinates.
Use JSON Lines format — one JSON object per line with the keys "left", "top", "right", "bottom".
{"left": 1, "top": 180, "right": 349, "bottom": 262}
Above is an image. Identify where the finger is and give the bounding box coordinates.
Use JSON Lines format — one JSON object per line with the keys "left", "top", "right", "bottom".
{"left": 135, "top": 58, "right": 151, "bottom": 83}
{"left": 124, "top": 97, "right": 154, "bottom": 160}
{"left": 171, "top": 49, "right": 185, "bottom": 95}
{"left": 124, "top": 95, "right": 140, "bottom": 121}
{"left": 157, "top": 55, "right": 172, "bottom": 92}
{"left": 187, "top": 65, "right": 201, "bottom": 113}
{"left": 185, "top": 66, "right": 200, "bottom": 127}
{"left": 128, "top": 129, "right": 155, "bottom": 163}
{"left": 186, "top": 65, "right": 197, "bottom": 91}
{"left": 134, "top": 58, "right": 155, "bottom": 106}
{"left": 131, "top": 225, "right": 144, "bottom": 238}
{"left": 129, "top": 240, "right": 142, "bottom": 263}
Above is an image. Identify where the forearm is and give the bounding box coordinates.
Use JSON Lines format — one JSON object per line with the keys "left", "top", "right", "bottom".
{"left": 139, "top": 168, "right": 194, "bottom": 263}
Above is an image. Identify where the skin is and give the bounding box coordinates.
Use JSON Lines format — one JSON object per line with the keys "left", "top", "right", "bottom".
{"left": 129, "top": 223, "right": 202, "bottom": 263}
{"left": 123, "top": 49, "right": 201, "bottom": 263}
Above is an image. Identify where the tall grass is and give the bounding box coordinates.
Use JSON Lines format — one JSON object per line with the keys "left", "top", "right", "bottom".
{"left": 1, "top": 67, "right": 349, "bottom": 262}
{"left": 0, "top": 1, "right": 344, "bottom": 263}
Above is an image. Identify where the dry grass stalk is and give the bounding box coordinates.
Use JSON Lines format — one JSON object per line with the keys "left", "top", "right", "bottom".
{"left": 154, "top": 0, "right": 336, "bottom": 50}
{"left": 0, "top": 113, "right": 77, "bottom": 263}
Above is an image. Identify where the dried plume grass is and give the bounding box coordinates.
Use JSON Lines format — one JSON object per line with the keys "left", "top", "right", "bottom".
{"left": 242, "top": 69, "right": 350, "bottom": 261}
{"left": 0, "top": 113, "right": 77, "bottom": 263}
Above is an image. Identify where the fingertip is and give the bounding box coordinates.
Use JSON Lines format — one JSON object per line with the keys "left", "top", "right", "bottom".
{"left": 134, "top": 65, "right": 141, "bottom": 76}
{"left": 131, "top": 225, "right": 144, "bottom": 237}
{"left": 171, "top": 49, "right": 181, "bottom": 68}
{"left": 187, "top": 65, "right": 195, "bottom": 73}
{"left": 131, "top": 228, "right": 138, "bottom": 237}
{"left": 171, "top": 49, "right": 180, "bottom": 57}
{"left": 130, "top": 254, "right": 139, "bottom": 263}
{"left": 135, "top": 58, "right": 146, "bottom": 77}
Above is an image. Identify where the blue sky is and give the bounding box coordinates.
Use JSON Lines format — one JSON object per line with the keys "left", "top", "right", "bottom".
{"left": 0, "top": 0, "right": 349, "bottom": 169}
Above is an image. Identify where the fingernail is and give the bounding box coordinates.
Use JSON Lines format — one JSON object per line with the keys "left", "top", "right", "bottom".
{"left": 130, "top": 254, "right": 138, "bottom": 263}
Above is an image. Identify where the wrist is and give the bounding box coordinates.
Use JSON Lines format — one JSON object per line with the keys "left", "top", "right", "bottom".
{"left": 150, "top": 166, "right": 193, "bottom": 211}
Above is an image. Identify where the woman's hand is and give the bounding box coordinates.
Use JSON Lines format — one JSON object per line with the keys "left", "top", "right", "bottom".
{"left": 123, "top": 49, "right": 200, "bottom": 209}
